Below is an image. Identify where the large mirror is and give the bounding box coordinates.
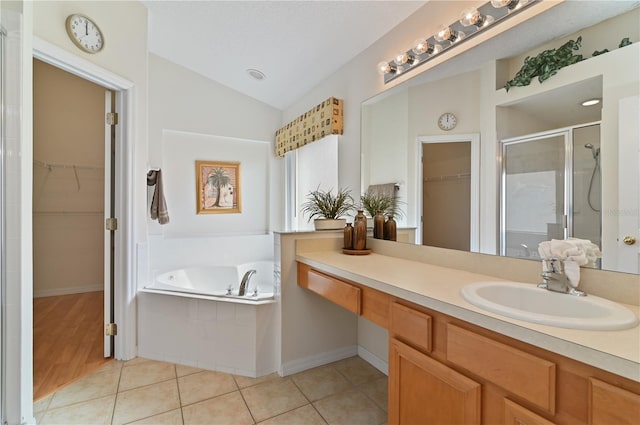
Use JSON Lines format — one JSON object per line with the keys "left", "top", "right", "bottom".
{"left": 361, "top": 1, "right": 639, "bottom": 274}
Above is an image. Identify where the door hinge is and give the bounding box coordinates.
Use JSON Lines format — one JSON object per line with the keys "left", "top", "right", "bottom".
{"left": 106, "top": 217, "right": 118, "bottom": 231}
{"left": 105, "top": 323, "right": 118, "bottom": 336}
{"left": 106, "top": 112, "right": 118, "bottom": 125}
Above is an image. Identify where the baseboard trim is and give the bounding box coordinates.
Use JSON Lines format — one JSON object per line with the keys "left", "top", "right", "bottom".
{"left": 34, "top": 285, "right": 103, "bottom": 298}
{"left": 279, "top": 345, "right": 358, "bottom": 376}
{"left": 358, "top": 345, "right": 388, "bottom": 376}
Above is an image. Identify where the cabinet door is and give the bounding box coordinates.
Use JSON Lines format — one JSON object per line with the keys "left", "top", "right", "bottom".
{"left": 504, "top": 399, "right": 555, "bottom": 425}
{"left": 389, "top": 337, "right": 481, "bottom": 425}
{"left": 589, "top": 378, "right": 640, "bottom": 425}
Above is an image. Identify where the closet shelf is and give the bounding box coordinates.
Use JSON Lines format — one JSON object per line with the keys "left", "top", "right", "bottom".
{"left": 424, "top": 173, "right": 471, "bottom": 183}
{"left": 33, "top": 211, "right": 104, "bottom": 216}
{"left": 34, "top": 159, "right": 104, "bottom": 171}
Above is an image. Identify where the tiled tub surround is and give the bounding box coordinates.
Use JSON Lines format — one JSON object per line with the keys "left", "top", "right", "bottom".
{"left": 138, "top": 292, "right": 277, "bottom": 377}
{"left": 294, "top": 237, "right": 640, "bottom": 382}
{"left": 33, "top": 356, "right": 387, "bottom": 425}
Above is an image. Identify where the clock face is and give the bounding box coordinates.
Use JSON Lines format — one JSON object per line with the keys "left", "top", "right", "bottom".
{"left": 438, "top": 113, "right": 457, "bottom": 131}
{"left": 66, "top": 14, "right": 104, "bottom": 53}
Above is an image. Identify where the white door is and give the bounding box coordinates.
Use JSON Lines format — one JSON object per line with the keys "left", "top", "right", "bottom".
{"left": 104, "top": 90, "right": 114, "bottom": 357}
{"left": 616, "top": 96, "right": 640, "bottom": 274}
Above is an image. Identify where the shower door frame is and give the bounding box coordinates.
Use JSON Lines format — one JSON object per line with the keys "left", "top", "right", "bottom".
{"left": 499, "top": 121, "right": 601, "bottom": 258}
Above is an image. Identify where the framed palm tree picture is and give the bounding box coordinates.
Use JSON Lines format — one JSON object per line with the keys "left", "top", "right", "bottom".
{"left": 196, "top": 160, "right": 241, "bottom": 214}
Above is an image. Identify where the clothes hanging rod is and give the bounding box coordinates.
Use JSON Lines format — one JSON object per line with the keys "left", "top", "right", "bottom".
{"left": 33, "top": 211, "right": 104, "bottom": 216}
{"left": 33, "top": 159, "right": 104, "bottom": 171}
{"left": 424, "top": 173, "right": 471, "bottom": 183}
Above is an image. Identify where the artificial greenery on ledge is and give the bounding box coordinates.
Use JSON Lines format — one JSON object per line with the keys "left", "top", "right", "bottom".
{"left": 504, "top": 36, "right": 633, "bottom": 92}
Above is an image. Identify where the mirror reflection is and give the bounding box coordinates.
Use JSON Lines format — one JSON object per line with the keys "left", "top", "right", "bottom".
{"left": 361, "top": 2, "right": 639, "bottom": 274}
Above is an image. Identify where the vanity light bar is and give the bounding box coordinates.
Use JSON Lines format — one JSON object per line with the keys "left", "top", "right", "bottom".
{"left": 378, "top": 0, "right": 537, "bottom": 84}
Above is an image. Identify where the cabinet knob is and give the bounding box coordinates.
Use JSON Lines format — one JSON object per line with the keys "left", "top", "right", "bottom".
{"left": 623, "top": 236, "right": 636, "bottom": 245}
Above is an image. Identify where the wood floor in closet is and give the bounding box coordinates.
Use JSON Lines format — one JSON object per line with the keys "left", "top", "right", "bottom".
{"left": 33, "top": 291, "right": 112, "bottom": 401}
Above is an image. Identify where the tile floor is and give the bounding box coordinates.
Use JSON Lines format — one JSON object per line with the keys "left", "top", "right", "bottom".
{"left": 34, "top": 356, "right": 388, "bottom": 425}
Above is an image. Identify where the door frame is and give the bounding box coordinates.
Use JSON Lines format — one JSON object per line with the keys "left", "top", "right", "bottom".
{"left": 416, "top": 134, "right": 480, "bottom": 251}
{"left": 32, "top": 37, "right": 136, "bottom": 361}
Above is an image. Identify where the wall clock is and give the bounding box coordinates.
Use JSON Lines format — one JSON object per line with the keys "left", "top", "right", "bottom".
{"left": 438, "top": 112, "right": 457, "bottom": 131}
{"left": 65, "top": 14, "right": 104, "bottom": 54}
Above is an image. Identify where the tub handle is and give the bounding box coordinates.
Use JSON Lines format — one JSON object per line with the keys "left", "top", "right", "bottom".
{"left": 226, "top": 285, "right": 233, "bottom": 295}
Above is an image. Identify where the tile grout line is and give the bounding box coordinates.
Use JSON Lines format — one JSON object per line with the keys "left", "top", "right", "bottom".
{"left": 289, "top": 374, "right": 330, "bottom": 425}
{"left": 110, "top": 363, "right": 125, "bottom": 425}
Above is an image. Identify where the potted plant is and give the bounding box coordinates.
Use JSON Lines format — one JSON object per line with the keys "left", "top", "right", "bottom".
{"left": 361, "top": 190, "right": 394, "bottom": 222}
{"left": 302, "top": 187, "right": 355, "bottom": 230}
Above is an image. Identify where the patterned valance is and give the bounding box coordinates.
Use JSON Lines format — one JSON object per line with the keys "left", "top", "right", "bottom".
{"left": 275, "top": 97, "right": 344, "bottom": 157}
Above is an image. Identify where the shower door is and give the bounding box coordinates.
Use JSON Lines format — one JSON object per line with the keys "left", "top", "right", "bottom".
{"left": 501, "top": 131, "right": 570, "bottom": 259}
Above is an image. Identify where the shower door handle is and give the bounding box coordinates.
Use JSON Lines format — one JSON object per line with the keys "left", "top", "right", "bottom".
{"left": 623, "top": 236, "right": 636, "bottom": 245}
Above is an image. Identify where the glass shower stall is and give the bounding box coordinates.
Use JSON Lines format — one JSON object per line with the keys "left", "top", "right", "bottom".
{"left": 500, "top": 123, "right": 602, "bottom": 264}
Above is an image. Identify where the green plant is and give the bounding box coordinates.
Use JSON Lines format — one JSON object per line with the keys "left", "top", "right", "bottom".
{"left": 360, "top": 190, "right": 405, "bottom": 219}
{"left": 504, "top": 36, "right": 583, "bottom": 92}
{"left": 301, "top": 187, "right": 355, "bottom": 221}
{"left": 360, "top": 191, "right": 394, "bottom": 218}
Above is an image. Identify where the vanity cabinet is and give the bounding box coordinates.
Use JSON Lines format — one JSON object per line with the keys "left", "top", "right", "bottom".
{"left": 296, "top": 262, "right": 640, "bottom": 425}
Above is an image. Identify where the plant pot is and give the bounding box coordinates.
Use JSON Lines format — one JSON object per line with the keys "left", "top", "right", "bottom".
{"left": 313, "top": 218, "right": 346, "bottom": 231}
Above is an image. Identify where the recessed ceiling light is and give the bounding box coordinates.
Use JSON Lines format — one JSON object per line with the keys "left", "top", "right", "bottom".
{"left": 581, "top": 98, "right": 600, "bottom": 107}
{"left": 246, "top": 68, "right": 266, "bottom": 81}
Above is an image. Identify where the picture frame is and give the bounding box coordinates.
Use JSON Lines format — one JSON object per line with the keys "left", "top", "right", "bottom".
{"left": 196, "top": 160, "right": 241, "bottom": 214}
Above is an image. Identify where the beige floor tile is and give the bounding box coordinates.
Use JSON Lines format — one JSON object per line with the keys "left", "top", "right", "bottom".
{"left": 119, "top": 359, "right": 176, "bottom": 391}
{"left": 258, "top": 404, "right": 327, "bottom": 425}
{"left": 127, "top": 408, "right": 184, "bottom": 425}
{"left": 33, "top": 393, "right": 53, "bottom": 413}
{"left": 178, "top": 370, "right": 238, "bottom": 406}
{"left": 242, "top": 378, "right": 308, "bottom": 422}
{"left": 112, "top": 380, "right": 180, "bottom": 425}
{"left": 292, "top": 365, "right": 352, "bottom": 402}
{"left": 234, "top": 372, "right": 282, "bottom": 389}
{"left": 333, "top": 356, "right": 384, "bottom": 386}
{"left": 39, "top": 394, "right": 115, "bottom": 425}
{"left": 182, "top": 391, "right": 253, "bottom": 425}
{"left": 123, "top": 357, "right": 151, "bottom": 367}
{"left": 176, "top": 364, "right": 203, "bottom": 377}
{"left": 313, "top": 389, "right": 386, "bottom": 425}
{"left": 358, "top": 376, "right": 388, "bottom": 412}
{"left": 98, "top": 359, "right": 125, "bottom": 373}
{"left": 48, "top": 367, "right": 121, "bottom": 409}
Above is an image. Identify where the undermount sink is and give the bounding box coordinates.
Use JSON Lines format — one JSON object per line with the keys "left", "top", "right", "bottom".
{"left": 461, "top": 281, "right": 639, "bottom": 331}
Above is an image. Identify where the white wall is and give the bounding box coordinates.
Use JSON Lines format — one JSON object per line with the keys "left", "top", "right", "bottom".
{"left": 148, "top": 54, "right": 283, "bottom": 233}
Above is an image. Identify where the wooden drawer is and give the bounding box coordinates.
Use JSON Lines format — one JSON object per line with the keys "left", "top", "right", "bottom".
{"left": 298, "top": 264, "right": 361, "bottom": 314}
{"left": 447, "top": 324, "right": 556, "bottom": 413}
{"left": 390, "top": 302, "right": 432, "bottom": 353}
{"left": 588, "top": 378, "right": 640, "bottom": 425}
{"left": 504, "top": 398, "right": 555, "bottom": 425}
{"left": 361, "top": 286, "right": 390, "bottom": 328}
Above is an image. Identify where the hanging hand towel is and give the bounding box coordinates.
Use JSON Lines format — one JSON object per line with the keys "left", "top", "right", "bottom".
{"left": 367, "top": 183, "right": 397, "bottom": 199}
{"left": 147, "top": 170, "right": 170, "bottom": 225}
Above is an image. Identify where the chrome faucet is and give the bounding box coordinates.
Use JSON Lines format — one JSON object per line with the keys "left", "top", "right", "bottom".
{"left": 238, "top": 269, "right": 257, "bottom": 296}
{"left": 537, "top": 259, "right": 586, "bottom": 296}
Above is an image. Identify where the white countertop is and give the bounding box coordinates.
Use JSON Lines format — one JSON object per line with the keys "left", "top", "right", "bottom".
{"left": 296, "top": 250, "right": 640, "bottom": 382}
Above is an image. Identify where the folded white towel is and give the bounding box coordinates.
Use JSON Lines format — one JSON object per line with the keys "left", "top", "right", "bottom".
{"left": 566, "top": 237, "right": 601, "bottom": 268}
{"left": 538, "top": 239, "right": 589, "bottom": 288}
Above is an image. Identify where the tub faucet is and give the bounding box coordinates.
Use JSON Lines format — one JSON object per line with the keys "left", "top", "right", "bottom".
{"left": 238, "top": 269, "right": 257, "bottom": 296}
{"left": 537, "top": 259, "right": 585, "bottom": 296}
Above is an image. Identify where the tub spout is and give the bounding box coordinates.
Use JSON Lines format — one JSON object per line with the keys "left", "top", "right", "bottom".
{"left": 238, "top": 269, "right": 257, "bottom": 296}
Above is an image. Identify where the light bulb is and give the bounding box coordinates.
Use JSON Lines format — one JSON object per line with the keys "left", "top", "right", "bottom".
{"left": 412, "top": 39, "right": 428, "bottom": 55}
{"left": 434, "top": 25, "right": 465, "bottom": 43}
{"left": 376, "top": 61, "right": 394, "bottom": 75}
{"left": 412, "top": 38, "right": 442, "bottom": 56}
{"left": 491, "top": 0, "right": 524, "bottom": 10}
{"left": 394, "top": 52, "right": 409, "bottom": 66}
{"left": 459, "top": 8, "right": 495, "bottom": 28}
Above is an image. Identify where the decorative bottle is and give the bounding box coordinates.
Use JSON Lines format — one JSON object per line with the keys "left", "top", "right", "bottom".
{"left": 384, "top": 216, "right": 397, "bottom": 241}
{"left": 353, "top": 210, "right": 367, "bottom": 250}
{"left": 343, "top": 222, "right": 354, "bottom": 249}
{"left": 373, "top": 211, "right": 385, "bottom": 239}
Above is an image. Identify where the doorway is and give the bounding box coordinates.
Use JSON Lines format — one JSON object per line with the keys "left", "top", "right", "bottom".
{"left": 418, "top": 135, "right": 480, "bottom": 251}
{"left": 32, "top": 59, "right": 114, "bottom": 400}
